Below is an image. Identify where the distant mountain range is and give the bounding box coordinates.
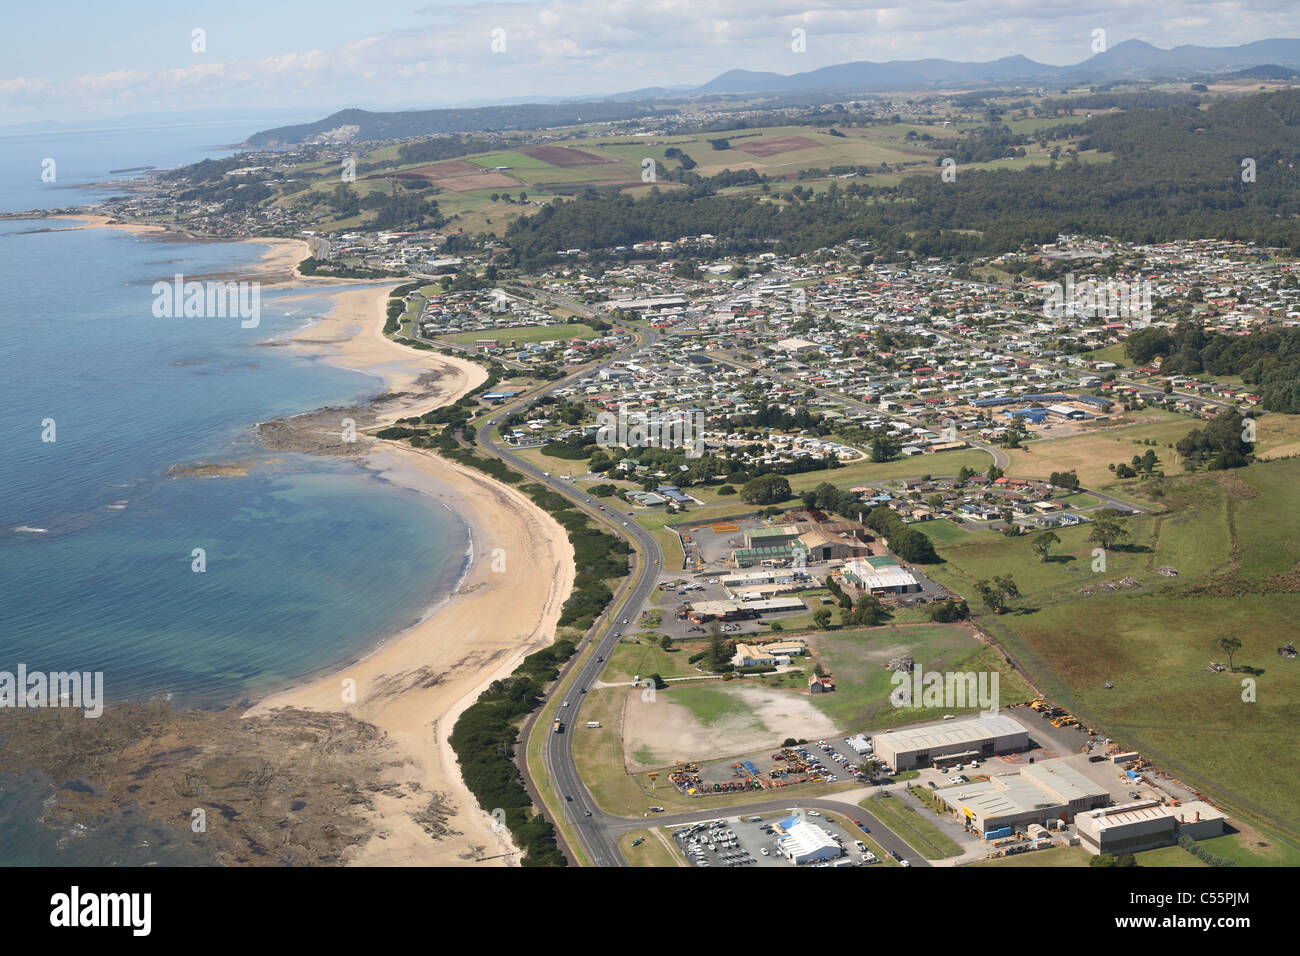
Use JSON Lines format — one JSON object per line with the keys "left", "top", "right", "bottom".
{"left": 245, "top": 37, "right": 1300, "bottom": 146}
{"left": 695, "top": 38, "right": 1300, "bottom": 93}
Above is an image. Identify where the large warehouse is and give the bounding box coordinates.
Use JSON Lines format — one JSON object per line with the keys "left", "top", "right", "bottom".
{"left": 872, "top": 714, "right": 1030, "bottom": 771}
{"left": 942, "top": 760, "right": 1110, "bottom": 833}
{"left": 1075, "top": 800, "right": 1226, "bottom": 856}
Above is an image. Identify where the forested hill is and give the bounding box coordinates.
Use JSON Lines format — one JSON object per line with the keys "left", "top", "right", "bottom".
{"left": 245, "top": 101, "right": 659, "bottom": 146}
{"left": 504, "top": 89, "right": 1300, "bottom": 268}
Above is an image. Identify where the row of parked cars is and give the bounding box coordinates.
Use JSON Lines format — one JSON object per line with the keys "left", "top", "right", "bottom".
{"left": 676, "top": 821, "right": 757, "bottom": 867}
{"left": 811, "top": 741, "right": 871, "bottom": 783}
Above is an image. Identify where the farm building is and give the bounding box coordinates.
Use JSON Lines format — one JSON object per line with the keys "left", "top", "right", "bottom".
{"left": 1075, "top": 800, "right": 1226, "bottom": 856}
{"left": 732, "top": 644, "right": 778, "bottom": 668}
{"left": 764, "top": 641, "right": 808, "bottom": 657}
{"left": 872, "top": 715, "right": 1030, "bottom": 771}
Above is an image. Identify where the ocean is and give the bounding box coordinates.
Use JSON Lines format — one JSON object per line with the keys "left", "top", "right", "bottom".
{"left": 0, "top": 123, "right": 468, "bottom": 863}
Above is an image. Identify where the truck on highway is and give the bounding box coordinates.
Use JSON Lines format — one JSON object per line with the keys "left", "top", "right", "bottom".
{"left": 553, "top": 718, "right": 564, "bottom": 733}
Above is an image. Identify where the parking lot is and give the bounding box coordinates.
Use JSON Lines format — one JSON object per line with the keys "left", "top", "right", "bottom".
{"left": 669, "top": 811, "right": 883, "bottom": 868}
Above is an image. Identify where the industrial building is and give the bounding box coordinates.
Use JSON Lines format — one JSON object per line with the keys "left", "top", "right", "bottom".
{"left": 718, "top": 570, "right": 800, "bottom": 589}
{"left": 797, "top": 530, "right": 872, "bottom": 562}
{"left": 743, "top": 521, "right": 867, "bottom": 550}
{"left": 1005, "top": 407, "right": 1047, "bottom": 424}
{"left": 1075, "top": 800, "right": 1226, "bottom": 856}
{"left": 942, "top": 760, "right": 1110, "bottom": 834}
{"left": 839, "top": 558, "right": 921, "bottom": 596}
{"left": 775, "top": 816, "right": 844, "bottom": 864}
{"left": 686, "top": 597, "right": 804, "bottom": 623}
{"left": 685, "top": 600, "right": 748, "bottom": 623}
{"left": 872, "top": 715, "right": 1030, "bottom": 771}
{"left": 727, "top": 582, "right": 808, "bottom": 601}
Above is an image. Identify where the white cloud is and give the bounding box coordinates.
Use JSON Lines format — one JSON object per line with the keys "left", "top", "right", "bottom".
{"left": 2, "top": 0, "right": 1297, "bottom": 122}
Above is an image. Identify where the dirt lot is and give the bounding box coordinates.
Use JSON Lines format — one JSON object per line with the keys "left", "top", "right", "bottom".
{"left": 736, "top": 136, "right": 822, "bottom": 157}
{"left": 622, "top": 681, "right": 840, "bottom": 771}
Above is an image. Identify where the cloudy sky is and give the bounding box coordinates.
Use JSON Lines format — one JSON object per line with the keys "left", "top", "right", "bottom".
{"left": 3, "top": 0, "right": 1298, "bottom": 125}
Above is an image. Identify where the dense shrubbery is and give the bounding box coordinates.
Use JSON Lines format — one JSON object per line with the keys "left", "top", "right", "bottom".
{"left": 927, "top": 598, "right": 970, "bottom": 622}
{"left": 298, "top": 257, "right": 396, "bottom": 279}
{"left": 1177, "top": 834, "right": 1237, "bottom": 866}
{"left": 441, "top": 475, "right": 627, "bottom": 866}
{"left": 864, "top": 505, "right": 939, "bottom": 564}
{"left": 1128, "top": 321, "right": 1300, "bottom": 414}
{"left": 741, "top": 474, "right": 792, "bottom": 504}
{"left": 1175, "top": 410, "right": 1253, "bottom": 471}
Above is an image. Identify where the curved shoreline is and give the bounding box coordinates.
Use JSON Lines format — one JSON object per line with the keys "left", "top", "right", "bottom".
{"left": 43, "top": 213, "right": 577, "bottom": 866}
{"left": 241, "top": 262, "right": 576, "bottom": 866}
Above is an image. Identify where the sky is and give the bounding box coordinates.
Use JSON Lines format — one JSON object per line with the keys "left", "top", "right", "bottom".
{"left": 2, "top": 0, "right": 1299, "bottom": 126}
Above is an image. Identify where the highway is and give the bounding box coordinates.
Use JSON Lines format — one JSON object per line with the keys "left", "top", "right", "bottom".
{"left": 474, "top": 322, "right": 665, "bottom": 867}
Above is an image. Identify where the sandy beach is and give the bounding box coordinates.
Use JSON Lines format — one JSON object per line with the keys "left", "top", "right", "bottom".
{"left": 43, "top": 212, "right": 578, "bottom": 865}
{"left": 246, "top": 277, "right": 576, "bottom": 865}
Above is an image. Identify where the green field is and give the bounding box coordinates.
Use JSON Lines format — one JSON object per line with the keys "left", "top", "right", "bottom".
{"left": 800, "top": 624, "right": 1037, "bottom": 731}
{"left": 619, "top": 829, "right": 685, "bottom": 867}
{"left": 787, "top": 448, "right": 994, "bottom": 493}
{"left": 1005, "top": 412, "right": 1200, "bottom": 488}
{"left": 913, "top": 519, "right": 975, "bottom": 544}
{"left": 966, "top": 845, "right": 1093, "bottom": 867}
{"left": 602, "top": 637, "right": 704, "bottom": 683}
{"left": 467, "top": 151, "right": 554, "bottom": 169}
{"left": 931, "top": 456, "right": 1300, "bottom": 852}
{"left": 669, "top": 682, "right": 770, "bottom": 732}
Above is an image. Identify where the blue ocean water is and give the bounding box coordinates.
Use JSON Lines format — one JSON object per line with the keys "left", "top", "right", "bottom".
{"left": 0, "top": 119, "right": 469, "bottom": 863}
{"left": 0, "top": 218, "right": 468, "bottom": 707}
